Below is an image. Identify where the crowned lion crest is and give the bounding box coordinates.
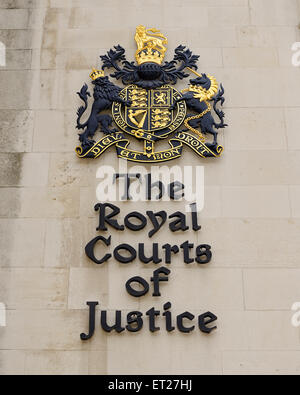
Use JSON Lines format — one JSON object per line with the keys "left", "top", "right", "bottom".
{"left": 75, "top": 25, "right": 227, "bottom": 162}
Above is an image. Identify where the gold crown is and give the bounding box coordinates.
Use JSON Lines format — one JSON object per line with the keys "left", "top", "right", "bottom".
{"left": 135, "top": 25, "right": 167, "bottom": 66}
{"left": 90, "top": 68, "right": 104, "bottom": 80}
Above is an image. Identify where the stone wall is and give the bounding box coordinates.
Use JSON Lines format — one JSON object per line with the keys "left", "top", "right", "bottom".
{"left": 0, "top": 0, "right": 300, "bottom": 375}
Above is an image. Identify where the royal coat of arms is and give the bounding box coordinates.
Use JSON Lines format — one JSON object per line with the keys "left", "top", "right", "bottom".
{"left": 75, "top": 25, "right": 227, "bottom": 162}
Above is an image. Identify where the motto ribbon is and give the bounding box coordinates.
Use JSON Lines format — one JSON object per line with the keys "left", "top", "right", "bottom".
{"left": 172, "top": 131, "right": 223, "bottom": 158}
{"left": 75, "top": 131, "right": 223, "bottom": 162}
{"left": 75, "top": 132, "right": 127, "bottom": 159}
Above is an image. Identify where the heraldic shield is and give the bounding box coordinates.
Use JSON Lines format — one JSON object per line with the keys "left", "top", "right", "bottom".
{"left": 75, "top": 25, "right": 227, "bottom": 163}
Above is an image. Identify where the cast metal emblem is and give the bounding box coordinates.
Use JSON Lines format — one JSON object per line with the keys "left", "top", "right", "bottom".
{"left": 75, "top": 25, "right": 227, "bottom": 162}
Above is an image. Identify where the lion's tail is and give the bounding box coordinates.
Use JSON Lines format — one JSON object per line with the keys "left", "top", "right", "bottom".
{"left": 76, "top": 83, "right": 90, "bottom": 130}
{"left": 212, "top": 84, "right": 227, "bottom": 129}
{"left": 146, "top": 28, "right": 168, "bottom": 44}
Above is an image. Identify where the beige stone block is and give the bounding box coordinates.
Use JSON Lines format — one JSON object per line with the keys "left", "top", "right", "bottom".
{"left": 224, "top": 108, "right": 286, "bottom": 151}
{"left": 48, "top": 153, "right": 95, "bottom": 187}
{"left": 0, "top": 188, "right": 21, "bottom": 217}
{"left": 51, "top": 0, "right": 222, "bottom": 8}
{"left": 27, "top": 9, "right": 47, "bottom": 30}
{"left": 0, "top": 71, "right": 32, "bottom": 109}
{"left": 208, "top": 6, "right": 250, "bottom": 26}
{"left": 44, "top": 218, "right": 83, "bottom": 268}
{"left": 0, "top": 153, "right": 49, "bottom": 187}
{"left": 0, "top": 9, "right": 29, "bottom": 29}
{"left": 244, "top": 269, "right": 300, "bottom": 310}
{"left": 277, "top": 46, "right": 297, "bottom": 67}
{"left": 30, "top": 70, "right": 60, "bottom": 110}
{"left": 66, "top": 6, "right": 163, "bottom": 30}
{"left": 162, "top": 7, "right": 209, "bottom": 29}
{"left": 30, "top": 28, "right": 50, "bottom": 51}
{"left": 169, "top": 0, "right": 248, "bottom": 5}
{"left": 1, "top": 0, "right": 48, "bottom": 7}
{"left": 49, "top": 0, "right": 72, "bottom": 7}
{"left": 0, "top": 219, "right": 45, "bottom": 268}
{"left": 85, "top": 0, "right": 188, "bottom": 30}
{"left": 0, "top": 309, "right": 107, "bottom": 350}
{"left": 201, "top": 186, "right": 222, "bottom": 218}
{"left": 187, "top": 27, "right": 237, "bottom": 48}
{"left": 285, "top": 108, "right": 300, "bottom": 150}
{"left": 200, "top": 218, "right": 300, "bottom": 268}
{"left": 221, "top": 186, "right": 290, "bottom": 218}
{"left": 27, "top": 9, "right": 46, "bottom": 30}
{"left": 2, "top": 187, "right": 79, "bottom": 218}
{"left": 64, "top": 48, "right": 102, "bottom": 71}
{"left": 108, "top": 344, "right": 222, "bottom": 375}
{"left": 50, "top": 2, "right": 180, "bottom": 30}
{"left": 0, "top": 351, "right": 25, "bottom": 375}
{"left": 0, "top": 29, "right": 35, "bottom": 49}
{"left": 206, "top": 151, "right": 300, "bottom": 187}
{"left": 20, "top": 187, "right": 79, "bottom": 218}
{"left": 59, "top": 29, "right": 135, "bottom": 50}
{"left": 0, "top": 268, "right": 68, "bottom": 309}
{"left": 0, "top": 110, "right": 34, "bottom": 153}
{"left": 249, "top": 0, "right": 299, "bottom": 26}
{"left": 106, "top": 329, "right": 222, "bottom": 374}
{"left": 0, "top": 185, "right": 79, "bottom": 218}
{"left": 33, "top": 110, "right": 75, "bottom": 153}
{"left": 24, "top": 351, "right": 89, "bottom": 375}
{"left": 220, "top": 68, "right": 300, "bottom": 108}
{"left": 35, "top": 48, "right": 102, "bottom": 70}
{"left": 5, "top": 49, "right": 32, "bottom": 70}
{"left": 191, "top": 47, "right": 223, "bottom": 68}
{"left": 88, "top": 351, "right": 107, "bottom": 375}
{"left": 223, "top": 47, "right": 278, "bottom": 68}
{"left": 279, "top": 69, "right": 300, "bottom": 107}
{"left": 68, "top": 267, "right": 109, "bottom": 310}
{"left": 139, "top": 268, "right": 244, "bottom": 311}
{"left": 223, "top": 351, "right": 300, "bottom": 375}
{"left": 286, "top": 151, "right": 300, "bottom": 184}
{"left": 217, "top": 311, "right": 249, "bottom": 350}
{"left": 161, "top": 0, "right": 248, "bottom": 7}
{"left": 40, "top": 29, "right": 62, "bottom": 50}
{"left": 0, "top": 153, "right": 22, "bottom": 186}
{"left": 204, "top": 0, "right": 248, "bottom": 4}
{"left": 79, "top": 187, "right": 98, "bottom": 218}
{"left": 245, "top": 311, "right": 300, "bottom": 350}
{"left": 289, "top": 186, "right": 300, "bottom": 217}
{"left": 20, "top": 153, "right": 49, "bottom": 186}
{"left": 213, "top": 310, "right": 300, "bottom": 351}
{"left": 44, "top": 7, "right": 70, "bottom": 29}
{"left": 33, "top": 48, "right": 57, "bottom": 70}
{"left": 41, "top": 29, "right": 59, "bottom": 50}
{"left": 237, "top": 26, "right": 297, "bottom": 48}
